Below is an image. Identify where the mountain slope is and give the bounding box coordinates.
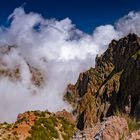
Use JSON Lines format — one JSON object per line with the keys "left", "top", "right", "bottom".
{"left": 0, "top": 110, "right": 75, "bottom": 140}
{"left": 0, "top": 34, "right": 140, "bottom": 139}
{"left": 65, "top": 33, "right": 140, "bottom": 130}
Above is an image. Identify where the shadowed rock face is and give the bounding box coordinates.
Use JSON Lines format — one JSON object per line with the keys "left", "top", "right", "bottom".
{"left": 65, "top": 33, "right": 140, "bottom": 130}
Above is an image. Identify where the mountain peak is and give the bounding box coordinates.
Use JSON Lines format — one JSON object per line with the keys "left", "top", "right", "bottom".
{"left": 65, "top": 34, "right": 140, "bottom": 132}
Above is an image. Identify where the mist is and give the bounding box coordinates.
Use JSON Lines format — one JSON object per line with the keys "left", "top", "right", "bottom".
{"left": 0, "top": 7, "right": 139, "bottom": 122}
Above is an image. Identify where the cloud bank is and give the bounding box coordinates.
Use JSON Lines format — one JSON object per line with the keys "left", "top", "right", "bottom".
{"left": 0, "top": 8, "right": 139, "bottom": 122}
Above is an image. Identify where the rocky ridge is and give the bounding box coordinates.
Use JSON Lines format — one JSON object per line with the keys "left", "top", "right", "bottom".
{"left": 0, "top": 110, "right": 75, "bottom": 140}
{"left": 65, "top": 33, "right": 140, "bottom": 131}
{"left": 0, "top": 34, "right": 139, "bottom": 139}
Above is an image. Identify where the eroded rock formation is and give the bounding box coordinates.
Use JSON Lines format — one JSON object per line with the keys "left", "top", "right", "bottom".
{"left": 65, "top": 33, "right": 140, "bottom": 130}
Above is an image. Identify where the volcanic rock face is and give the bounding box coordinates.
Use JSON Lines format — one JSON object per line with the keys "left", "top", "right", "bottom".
{"left": 65, "top": 33, "right": 140, "bottom": 130}
{"left": 0, "top": 34, "right": 140, "bottom": 139}
{"left": 91, "top": 116, "right": 129, "bottom": 140}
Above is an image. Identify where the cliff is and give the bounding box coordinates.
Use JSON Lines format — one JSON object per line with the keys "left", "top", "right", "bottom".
{"left": 0, "top": 34, "right": 140, "bottom": 139}
{"left": 65, "top": 33, "right": 140, "bottom": 130}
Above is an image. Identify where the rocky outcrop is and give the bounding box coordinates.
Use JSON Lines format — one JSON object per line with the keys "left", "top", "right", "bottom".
{"left": 72, "top": 116, "right": 140, "bottom": 140}
{"left": 89, "top": 116, "right": 129, "bottom": 140}
{"left": 0, "top": 110, "right": 75, "bottom": 140}
{"left": 92, "top": 116, "right": 129, "bottom": 140}
{"left": 0, "top": 34, "right": 139, "bottom": 139}
{"left": 65, "top": 34, "right": 140, "bottom": 130}
{"left": 126, "top": 129, "right": 140, "bottom": 140}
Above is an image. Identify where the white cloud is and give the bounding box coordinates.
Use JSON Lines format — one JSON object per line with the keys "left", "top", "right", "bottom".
{"left": 116, "top": 11, "right": 140, "bottom": 36}
{"left": 0, "top": 8, "right": 139, "bottom": 122}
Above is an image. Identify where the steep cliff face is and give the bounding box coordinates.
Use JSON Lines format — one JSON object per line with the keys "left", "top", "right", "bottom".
{"left": 65, "top": 34, "right": 140, "bottom": 130}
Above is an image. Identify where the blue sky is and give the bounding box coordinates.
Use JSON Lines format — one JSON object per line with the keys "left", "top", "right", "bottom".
{"left": 0, "top": 0, "right": 140, "bottom": 33}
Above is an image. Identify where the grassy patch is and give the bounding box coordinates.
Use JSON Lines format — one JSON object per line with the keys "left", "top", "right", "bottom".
{"left": 115, "top": 110, "right": 140, "bottom": 133}
{"left": 119, "top": 133, "right": 125, "bottom": 140}
{"left": 59, "top": 117, "right": 75, "bottom": 140}
{"left": 132, "top": 50, "right": 140, "bottom": 60}
{"left": 125, "top": 116, "right": 139, "bottom": 132}
{"left": 27, "top": 116, "right": 59, "bottom": 140}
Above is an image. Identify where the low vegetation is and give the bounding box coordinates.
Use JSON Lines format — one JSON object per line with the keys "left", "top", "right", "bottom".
{"left": 27, "top": 111, "right": 75, "bottom": 140}
{"left": 114, "top": 110, "right": 140, "bottom": 133}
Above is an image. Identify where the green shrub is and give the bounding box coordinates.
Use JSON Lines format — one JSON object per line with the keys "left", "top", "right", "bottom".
{"left": 119, "top": 133, "right": 125, "bottom": 140}
{"left": 16, "top": 116, "right": 26, "bottom": 124}
{"left": 60, "top": 117, "right": 75, "bottom": 139}
{"left": 125, "top": 116, "right": 139, "bottom": 132}
{"left": 62, "top": 134, "right": 69, "bottom": 140}
{"left": 114, "top": 109, "right": 140, "bottom": 132}
{"left": 27, "top": 116, "right": 59, "bottom": 140}
{"left": 132, "top": 50, "right": 140, "bottom": 60}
